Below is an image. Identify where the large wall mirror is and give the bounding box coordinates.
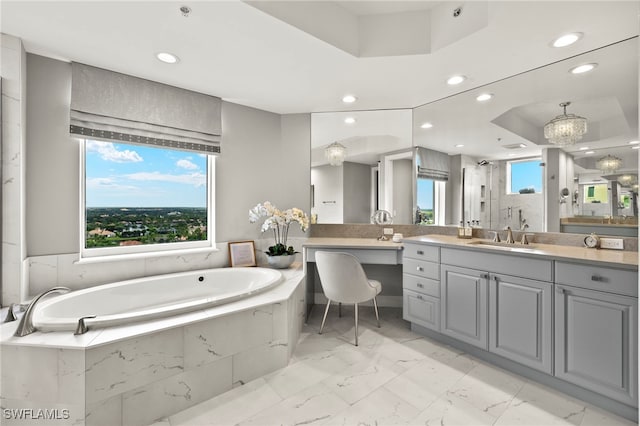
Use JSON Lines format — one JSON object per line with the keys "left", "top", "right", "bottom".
{"left": 310, "top": 109, "right": 413, "bottom": 224}
{"left": 311, "top": 37, "right": 638, "bottom": 235}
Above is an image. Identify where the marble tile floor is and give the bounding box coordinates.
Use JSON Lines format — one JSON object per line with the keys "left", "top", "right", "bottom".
{"left": 153, "top": 306, "right": 636, "bottom": 426}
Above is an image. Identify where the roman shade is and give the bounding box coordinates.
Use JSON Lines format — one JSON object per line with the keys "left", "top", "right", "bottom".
{"left": 416, "top": 147, "right": 449, "bottom": 181}
{"left": 70, "top": 63, "right": 221, "bottom": 154}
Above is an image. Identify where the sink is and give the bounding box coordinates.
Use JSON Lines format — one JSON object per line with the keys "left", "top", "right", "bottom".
{"left": 466, "top": 240, "right": 540, "bottom": 253}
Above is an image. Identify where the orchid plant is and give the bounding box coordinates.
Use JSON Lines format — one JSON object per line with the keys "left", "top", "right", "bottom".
{"left": 249, "top": 201, "right": 310, "bottom": 256}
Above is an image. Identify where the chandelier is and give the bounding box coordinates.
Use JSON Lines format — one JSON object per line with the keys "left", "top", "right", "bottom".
{"left": 618, "top": 174, "right": 637, "bottom": 186}
{"left": 596, "top": 155, "right": 623, "bottom": 174}
{"left": 543, "top": 102, "right": 587, "bottom": 146}
{"left": 325, "top": 142, "right": 347, "bottom": 166}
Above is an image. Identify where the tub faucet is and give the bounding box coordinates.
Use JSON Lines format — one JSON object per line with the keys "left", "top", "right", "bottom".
{"left": 14, "top": 287, "right": 70, "bottom": 337}
{"left": 505, "top": 226, "right": 515, "bottom": 244}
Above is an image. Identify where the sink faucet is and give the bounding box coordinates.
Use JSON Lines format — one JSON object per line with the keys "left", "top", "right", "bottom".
{"left": 505, "top": 226, "right": 515, "bottom": 244}
{"left": 14, "top": 287, "right": 70, "bottom": 337}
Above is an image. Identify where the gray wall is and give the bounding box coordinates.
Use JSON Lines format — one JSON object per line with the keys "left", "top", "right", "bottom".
{"left": 392, "top": 159, "right": 412, "bottom": 224}
{"left": 24, "top": 53, "right": 311, "bottom": 256}
{"left": 343, "top": 161, "right": 371, "bottom": 223}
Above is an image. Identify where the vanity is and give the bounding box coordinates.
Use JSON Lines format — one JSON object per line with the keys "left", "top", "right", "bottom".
{"left": 402, "top": 234, "right": 638, "bottom": 420}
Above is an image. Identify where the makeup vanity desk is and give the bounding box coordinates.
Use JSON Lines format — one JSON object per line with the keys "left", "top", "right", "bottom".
{"left": 302, "top": 238, "right": 404, "bottom": 318}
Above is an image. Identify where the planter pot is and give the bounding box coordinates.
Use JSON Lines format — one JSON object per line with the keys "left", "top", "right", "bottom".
{"left": 266, "top": 254, "right": 295, "bottom": 269}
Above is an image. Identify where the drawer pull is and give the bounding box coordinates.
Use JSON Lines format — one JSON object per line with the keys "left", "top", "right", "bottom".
{"left": 591, "top": 275, "right": 608, "bottom": 283}
{"left": 417, "top": 250, "right": 424, "bottom": 255}
{"left": 417, "top": 266, "right": 424, "bottom": 272}
{"left": 417, "top": 283, "right": 424, "bottom": 288}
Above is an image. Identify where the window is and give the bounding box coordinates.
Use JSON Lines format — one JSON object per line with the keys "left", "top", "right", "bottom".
{"left": 583, "top": 183, "right": 608, "bottom": 204}
{"left": 81, "top": 139, "right": 214, "bottom": 257}
{"left": 507, "top": 158, "right": 542, "bottom": 194}
{"left": 417, "top": 178, "right": 446, "bottom": 225}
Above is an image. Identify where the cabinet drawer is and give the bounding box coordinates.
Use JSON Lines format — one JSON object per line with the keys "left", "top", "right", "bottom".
{"left": 441, "top": 248, "right": 552, "bottom": 282}
{"left": 555, "top": 262, "right": 638, "bottom": 297}
{"left": 403, "top": 258, "right": 439, "bottom": 280}
{"left": 403, "top": 273, "right": 440, "bottom": 298}
{"left": 403, "top": 290, "right": 440, "bottom": 331}
{"left": 403, "top": 243, "right": 440, "bottom": 262}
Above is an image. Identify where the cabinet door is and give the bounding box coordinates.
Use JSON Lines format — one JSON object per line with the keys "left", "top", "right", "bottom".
{"left": 403, "top": 289, "right": 440, "bottom": 331}
{"left": 489, "top": 274, "right": 552, "bottom": 374}
{"left": 555, "top": 285, "right": 638, "bottom": 407}
{"left": 440, "top": 265, "right": 488, "bottom": 349}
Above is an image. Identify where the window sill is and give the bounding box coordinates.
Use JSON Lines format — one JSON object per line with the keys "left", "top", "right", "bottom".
{"left": 76, "top": 246, "right": 220, "bottom": 265}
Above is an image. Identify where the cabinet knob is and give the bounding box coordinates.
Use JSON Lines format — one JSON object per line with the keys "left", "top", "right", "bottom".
{"left": 417, "top": 250, "right": 424, "bottom": 255}
{"left": 480, "top": 273, "right": 489, "bottom": 279}
{"left": 417, "top": 283, "right": 424, "bottom": 288}
{"left": 417, "top": 295, "right": 424, "bottom": 300}
{"left": 417, "top": 266, "right": 424, "bottom": 272}
{"left": 556, "top": 286, "right": 566, "bottom": 294}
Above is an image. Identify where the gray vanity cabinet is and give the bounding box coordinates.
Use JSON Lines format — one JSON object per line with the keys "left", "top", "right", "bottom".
{"left": 440, "top": 264, "right": 488, "bottom": 349}
{"left": 489, "top": 274, "right": 552, "bottom": 374}
{"left": 554, "top": 261, "right": 638, "bottom": 407}
{"left": 402, "top": 243, "right": 440, "bottom": 331}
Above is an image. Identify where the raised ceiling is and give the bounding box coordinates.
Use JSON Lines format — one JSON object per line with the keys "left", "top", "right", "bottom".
{"left": 2, "top": 1, "right": 638, "bottom": 115}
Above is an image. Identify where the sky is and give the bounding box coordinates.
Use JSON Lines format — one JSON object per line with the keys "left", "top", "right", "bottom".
{"left": 417, "top": 178, "right": 434, "bottom": 210}
{"left": 85, "top": 141, "right": 207, "bottom": 207}
{"left": 510, "top": 160, "right": 542, "bottom": 193}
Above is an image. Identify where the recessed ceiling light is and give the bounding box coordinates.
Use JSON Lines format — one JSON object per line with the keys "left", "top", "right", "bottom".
{"left": 455, "top": 144, "right": 464, "bottom": 148}
{"left": 420, "top": 122, "right": 433, "bottom": 129}
{"left": 570, "top": 63, "right": 597, "bottom": 74}
{"left": 508, "top": 153, "right": 517, "bottom": 157}
{"left": 519, "top": 143, "right": 527, "bottom": 148}
{"left": 552, "top": 32, "right": 583, "bottom": 48}
{"left": 156, "top": 52, "right": 179, "bottom": 64}
{"left": 632, "top": 146, "right": 640, "bottom": 150}
{"left": 476, "top": 93, "right": 493, "bottom": 102}
{"left": 579, "top": 146, "right": 590, "bottom": 150}
{"left": 629, "top": 140, "right": 639, "bottom": 145}
{"left": 342, "top": 95, "right": 357, "bottom": 103}
{"left": 344, "top": 117, "right": 356, "bottom": 124}
{"left": 585, "top": 151, "right": 595, "bottom": 155}
{"left": 447, "top": 75, "right": 466, "bottom": 85}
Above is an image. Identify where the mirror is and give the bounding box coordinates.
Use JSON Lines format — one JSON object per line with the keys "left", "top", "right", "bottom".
{"left": 413, "top": 37, "right": 638, "bottom": 233}
{"left": 310, "top": 109, "right": 412, "bottom": 224}
{"left": 310, "top": 37, "right": 638, "bottom": 233}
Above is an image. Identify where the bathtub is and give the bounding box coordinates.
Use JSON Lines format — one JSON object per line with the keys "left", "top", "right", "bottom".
{"left": 32, "top": 267, "right": 283, "bottom": 332}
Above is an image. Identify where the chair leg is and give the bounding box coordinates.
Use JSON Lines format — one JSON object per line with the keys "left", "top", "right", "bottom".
{"left": 354, "top": 303, "right": 359, "bottom": 346}
{"left": 319, "top": 299, "right": 331, "bottom": 334}
{"left": 373, "top": 297, "right": 380, "bottom": 328}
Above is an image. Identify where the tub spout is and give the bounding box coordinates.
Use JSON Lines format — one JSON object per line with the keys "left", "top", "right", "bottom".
{"left": 2, "top": 303, "right": 19, "bottom": 323}
{"left": 74, "top": 315, "right": 96, "bottom": 335}
{"left": 14, "top": 287, "right": 70, "bottom": 337}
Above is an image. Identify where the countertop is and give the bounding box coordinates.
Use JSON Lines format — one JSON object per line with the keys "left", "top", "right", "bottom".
{"left": 404, "top": 234, "right": 638, "bottom": 268}
{"left": 303, "top": 236, "right": 637, "bottom": 268}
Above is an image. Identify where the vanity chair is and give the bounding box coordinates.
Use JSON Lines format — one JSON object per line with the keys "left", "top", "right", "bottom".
{"left": 315, "top": 251, "right": 382, "bottom": 346}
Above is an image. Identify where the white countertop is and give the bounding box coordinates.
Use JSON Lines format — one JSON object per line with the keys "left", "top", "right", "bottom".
{"left": 303, "top": 237, "right": 403, "bottom": 250}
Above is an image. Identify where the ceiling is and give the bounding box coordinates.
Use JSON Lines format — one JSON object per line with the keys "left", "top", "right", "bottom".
{"left": 2, "top": 1, "right": 639, "bottom": 116}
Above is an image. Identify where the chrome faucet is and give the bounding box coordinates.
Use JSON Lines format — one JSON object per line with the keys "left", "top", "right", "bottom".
{"left": 505, "top": 226, "right": 515, "bottom": 244}
{"left": 14, "top": 287, "right": 70, "bottom": 337}
{"left": 491, "top": 231, "right": 501, "bottom": 243}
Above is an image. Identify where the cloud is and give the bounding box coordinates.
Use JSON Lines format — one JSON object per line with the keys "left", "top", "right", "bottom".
{"left": 125, "top": 171, "right": 206, "bottom": 187}
{"left": 86, "top": 177, "right": 139, "bottom": 191}
{"left": 176, "top": 159, "right": 199, "bottom": 170}
{"left": 86, "top": 141, "right": 143, "bottom": 163}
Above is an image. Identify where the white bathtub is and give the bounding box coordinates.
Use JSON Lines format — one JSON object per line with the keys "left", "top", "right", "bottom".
{"left": 32, "top": 267, "right": 283, "bottom": 332}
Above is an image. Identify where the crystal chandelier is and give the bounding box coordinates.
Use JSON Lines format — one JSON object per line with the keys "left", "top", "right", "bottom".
{"left": 543, "top": 102, "right": 587, "bottom": 146}
{"left": 618, "top": 174, "right": 637, "bottom": 186}
{"left": 325, "top": 142, "right": 347, "bottom": 166}
{"left": 596, "top": 155, "right": 623, "bottom": 174}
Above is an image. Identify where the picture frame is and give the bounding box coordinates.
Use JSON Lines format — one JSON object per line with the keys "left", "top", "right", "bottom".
{"left": 228, "top": 240, "right": 257, "bottom": 267}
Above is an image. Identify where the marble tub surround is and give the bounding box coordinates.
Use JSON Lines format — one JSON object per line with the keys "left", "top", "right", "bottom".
{"left": 161, "top": 307, "right": 634, "bottom": 426}
{"left": 26, "top": 237, "right": 306, "bottom": 298}
{"left": 0, "top": 268, "right": 305, "bottom": 426}
{"left": 309, "top": 223, "right": 638, "bottom": 252}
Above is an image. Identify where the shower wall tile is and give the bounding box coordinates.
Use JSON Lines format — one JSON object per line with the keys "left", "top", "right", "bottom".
{"left": 85, "top": 327, "right": 184, "bottom": 404}
{"left": 183, "top": 306, "right": 273, "bottom": 369}
{"left": 121, "top": 356, "right": 232, "bottom": 426}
